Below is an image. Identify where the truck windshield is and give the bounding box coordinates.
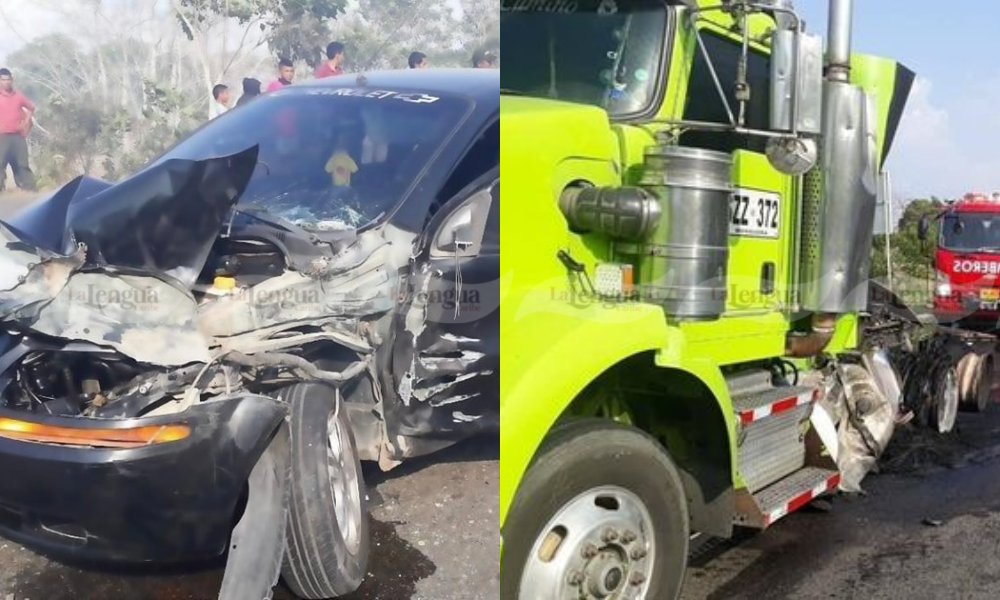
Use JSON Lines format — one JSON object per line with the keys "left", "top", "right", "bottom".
{"left": 941, "top": 213, "right": 1000, "bottom": 253}
{"left": 500, "top": 0, "right": 669, "bottom": 117}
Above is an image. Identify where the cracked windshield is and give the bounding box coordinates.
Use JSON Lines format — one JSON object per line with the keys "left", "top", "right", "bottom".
{"left": 153, "top": 89, "right": 468, "bottom": 231}
{"left": 500, "top": 0, "right": 668, "bottom": 116}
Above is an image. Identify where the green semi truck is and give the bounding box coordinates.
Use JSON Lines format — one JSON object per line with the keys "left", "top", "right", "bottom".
{"left": 499, "top": 1, "right": 996, "bottom": 598}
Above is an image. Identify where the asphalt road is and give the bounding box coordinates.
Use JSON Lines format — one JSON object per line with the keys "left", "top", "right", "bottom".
{"left": 683, "top": 407, "right": 1000, "bottom": 599}
{"left": 0, "top": 191, "right": 501, "bottom": 600}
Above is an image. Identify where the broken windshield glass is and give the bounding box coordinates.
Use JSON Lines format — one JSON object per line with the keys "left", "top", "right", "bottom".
{"left": 500, "top": 0, "right": 669, "bottom": 116}
{"left": 148, "top": 88, "right": 471, "bottom": 231}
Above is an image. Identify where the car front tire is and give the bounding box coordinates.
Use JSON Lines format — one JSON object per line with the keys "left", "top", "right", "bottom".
{"left": 281, "top": 382, "right": 371, "bottom": 599}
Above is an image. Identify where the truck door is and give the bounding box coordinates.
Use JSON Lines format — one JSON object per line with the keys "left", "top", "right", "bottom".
{"left": 388, "top": 168, "right": 500, "bottom": 452}
{"left": 680, "top": 27, "right": 794, "bottom": 315}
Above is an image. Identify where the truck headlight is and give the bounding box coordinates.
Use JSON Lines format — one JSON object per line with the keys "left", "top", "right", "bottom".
{"left": 935, "top": 270, "right": 952, "bottom": 297}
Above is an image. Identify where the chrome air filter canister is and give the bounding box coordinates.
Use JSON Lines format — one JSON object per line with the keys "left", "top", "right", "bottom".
{"left": 617, "top": 145, "right": 734, "bottom": 320}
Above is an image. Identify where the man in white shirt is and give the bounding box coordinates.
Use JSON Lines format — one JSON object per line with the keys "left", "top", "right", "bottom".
{"left": 209, "top": 84, "right": 230, "bottom": 120}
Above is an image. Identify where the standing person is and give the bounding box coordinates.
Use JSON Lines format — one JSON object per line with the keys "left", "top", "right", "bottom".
{"left": 408, "top": 51, "right": 428, "bottom": 69}
{"left": 315, "top": 42, "right": 346, "bottom": 78}
{"left": 209, "top": 84, "right": 230, "bottom": 119}
{"left": 0, "top": 68, "right": 36, "bottom": 193}
{"left": 267, "top": 58, "right": 296, "bottom": 92}
{"left": 236, "top": 78, "right": 262, "bottom": 107}
{"left": 472, "top": 49, "right": 497, "bottom": 69}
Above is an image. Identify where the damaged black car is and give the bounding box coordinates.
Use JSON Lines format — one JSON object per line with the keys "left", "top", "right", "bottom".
{"left": 0, "top": 69, "right": 499, "bottom": 599}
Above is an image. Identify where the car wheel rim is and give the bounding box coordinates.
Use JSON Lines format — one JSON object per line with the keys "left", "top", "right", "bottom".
{"left": 327, "top": 410, "right": 363, "bottom": 556}
{"left": 519, "top": 486, "right": 655, "bottom": 599}
{"left": 937, "top": 369, "right": 960, "bottom": 434}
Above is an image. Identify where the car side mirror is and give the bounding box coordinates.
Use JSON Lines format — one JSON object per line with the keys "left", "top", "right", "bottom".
{"left": 917, "top": 216, "right": 931, "bottom": 242}
{"left": 431, "top": 184, "right": 495, "bottom": 259}
{"left": 437, "top": 205, "right": 476, "bottom": 253}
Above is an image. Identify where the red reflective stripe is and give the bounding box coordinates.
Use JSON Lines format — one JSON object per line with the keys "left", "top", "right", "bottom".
{"left": 739, "top": 390, "right": 816, "bottom": 425}
{"left": 764, "top": 472, "right": 841, "bottom": 527}
{"left": 771, "top": 396, "right": 800, "bottom": 415}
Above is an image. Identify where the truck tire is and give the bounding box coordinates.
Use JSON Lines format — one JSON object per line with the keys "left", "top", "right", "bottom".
{"left": 281, "top": 383, "right": 370, "bottom": 599}
{"left": 502, "top": 419, "right": 689, "bottom": 600}
{"left": 931, "top": 365, "right": 960, "bottom": 434}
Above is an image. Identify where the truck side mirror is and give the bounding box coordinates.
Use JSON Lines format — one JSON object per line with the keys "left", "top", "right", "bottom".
{"left": 769, "top": 29, "right": 823, "bottom": 135}
{"left": 917, "top": 216, "right": 931, "bottom": 242}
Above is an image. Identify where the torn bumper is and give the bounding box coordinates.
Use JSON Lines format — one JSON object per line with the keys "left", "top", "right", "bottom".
{"left": 0, "top": 394, "right": 286, "bottom": 563}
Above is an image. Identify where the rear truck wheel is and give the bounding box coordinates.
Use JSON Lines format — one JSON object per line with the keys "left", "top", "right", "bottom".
{"left": 960, "top": 353, "right": 995, "bottom": 413}
{"left": 932, "top": 365, "right": 960, "bottom": 434}
{"left": 219, "top": 423, "right": 291, "bottom": 600}
{"left": 501, "top": 419, "right": 689, "bottom": 600}
{"left": 281, "top": 383, "right": 371, "bottom": 599}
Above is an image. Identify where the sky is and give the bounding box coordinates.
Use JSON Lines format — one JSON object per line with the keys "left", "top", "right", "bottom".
{"left": 797, "top": 0, "right": 1000, "bottom": 202}
{"left": 0, "top": 0, "right": 992, "bottom": 202}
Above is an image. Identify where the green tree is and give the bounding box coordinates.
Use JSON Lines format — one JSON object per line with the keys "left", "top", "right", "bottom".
{"left": 324, "top": 0, "right": 457, "bottom": 71}
{"left": 890, "top": 197, "right": 946, "bottom": 279}
{"left": 175, "top": 0, "right": 349, "bottom": 68}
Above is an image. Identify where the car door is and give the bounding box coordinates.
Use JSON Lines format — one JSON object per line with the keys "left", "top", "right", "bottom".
{"left": 388, "top": 168, "right": 500, "bottom": 451}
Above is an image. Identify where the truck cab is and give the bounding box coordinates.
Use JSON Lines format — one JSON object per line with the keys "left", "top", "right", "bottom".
{"left": 501, "top": 1, "right": 922, "bottom": 598}
{"left": 929, "top": 193, "right": 1000, "bottom": 328}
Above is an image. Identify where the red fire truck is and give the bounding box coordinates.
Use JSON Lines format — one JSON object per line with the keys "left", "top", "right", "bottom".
{"left": 925, "top": 192, "right": 1000, "bottom": 329}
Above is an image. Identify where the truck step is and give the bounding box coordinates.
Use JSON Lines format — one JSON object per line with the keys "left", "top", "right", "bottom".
{"left": 735, "top": 466, "right": 840, "bottom": 529}
{"left": 732, "top": 385, "right": 819, "bottom": 425}
{"left": 733, "top": 384, "right": 820, "bottom": 492}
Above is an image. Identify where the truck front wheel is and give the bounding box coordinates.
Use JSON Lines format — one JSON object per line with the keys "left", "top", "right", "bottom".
{"left": 501, "top": 419, "right": 689, "bottom": 600}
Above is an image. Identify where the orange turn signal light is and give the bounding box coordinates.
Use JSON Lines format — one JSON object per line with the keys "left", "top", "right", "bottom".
{"left": 0, "top": 418, "right": 191, "bottom": 448}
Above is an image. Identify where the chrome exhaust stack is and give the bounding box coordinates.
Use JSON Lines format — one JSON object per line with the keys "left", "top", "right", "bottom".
{"left": 826, "top": 0, "right": 854, "bottom": 82}
{"left": 799, "top": 0, "right": 877, "bottom": 318}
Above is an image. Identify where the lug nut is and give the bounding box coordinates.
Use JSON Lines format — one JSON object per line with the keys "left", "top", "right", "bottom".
{"left": 631, "top": 547, "right": 647, "bottom": 560}
{"left": 630, "top": 572, "right": 647, "bottom": 586}
{"left": 567, "top": 571, "right": 584, "bottom": 586}
{"left": 602, "top": 528, "right": 619, "bottom": 543}
{"left": 581, "top": 543, "right": 599, "bottom": 559}
{"left": 621, "top": 530, "right": 638, "bottom": 544}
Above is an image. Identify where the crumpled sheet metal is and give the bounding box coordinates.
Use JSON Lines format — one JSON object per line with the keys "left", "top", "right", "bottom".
{"left": 27, "top": 272, "right": 212, "bottom": 366}
{"left": 0, "top": 223, "right": 86, "bottom": 319}
{"left": 197, "top": 229, "right": 398, "bottom": 339}
{"left": 818, "top": 363, "right": 898, "bottom": 494}
{"left": 0, "top": 148, "right": 259, "bottom": 367}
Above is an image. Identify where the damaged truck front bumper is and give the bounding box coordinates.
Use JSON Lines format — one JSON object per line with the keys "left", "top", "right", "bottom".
{"left": 0, "top": 393, "right": 286, "bottom": 563}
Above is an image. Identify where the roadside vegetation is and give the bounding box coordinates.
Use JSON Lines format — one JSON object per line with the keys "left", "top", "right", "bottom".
{"left": 1, "top": 0, "right": 497, "bottom": 188}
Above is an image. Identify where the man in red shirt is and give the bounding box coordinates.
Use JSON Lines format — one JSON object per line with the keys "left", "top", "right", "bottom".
{"left": 0, "top": 68, "right": 36, "bottom": 193}
{"left": 266, "top": 58, "right": 296, "bottom": 93}
{"left": 314, "top": 42, "right": 346, "bottom": 79}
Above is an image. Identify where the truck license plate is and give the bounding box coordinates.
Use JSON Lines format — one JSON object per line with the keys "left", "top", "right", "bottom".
{"left": 730, "top": 189, "right": 781, "bottom": 239}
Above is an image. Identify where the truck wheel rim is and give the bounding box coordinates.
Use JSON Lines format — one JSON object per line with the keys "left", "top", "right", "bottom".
{"left": 937, "top": 369, "right": 960, "bottom": 434}
{"left": 519, "top": 486, "right": 655, "bottom": 599}
{"left": 327, "top": 412, "right": 363, "bottom": 555}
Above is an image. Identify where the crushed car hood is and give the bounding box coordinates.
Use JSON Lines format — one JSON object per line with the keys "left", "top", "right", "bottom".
{"left": 8, "top": 146, "right": 259, "bottom": 287}
{"left": 0, "top": 147, "right": 259, "bottom": 366}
